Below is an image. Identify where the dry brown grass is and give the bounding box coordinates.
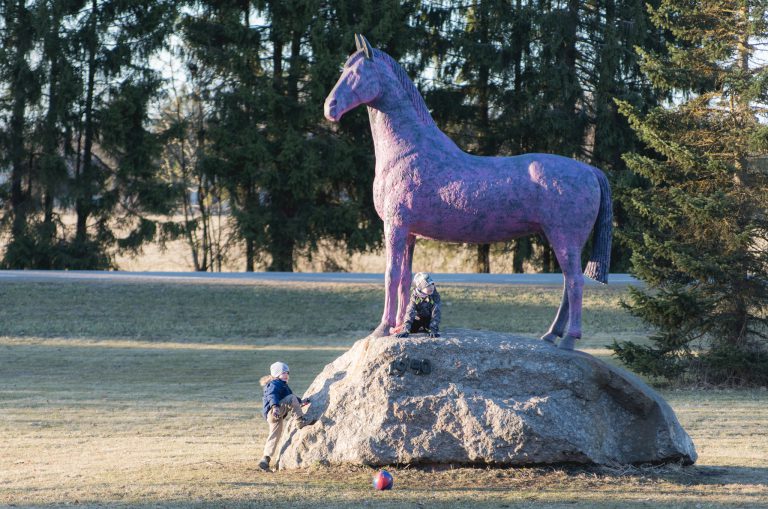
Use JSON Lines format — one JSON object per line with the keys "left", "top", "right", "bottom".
{"left": 1, "top": 279, "right": 766, "bottom": 508}
{"left": 113, "top": 225, "right": 561, "bottom": 274}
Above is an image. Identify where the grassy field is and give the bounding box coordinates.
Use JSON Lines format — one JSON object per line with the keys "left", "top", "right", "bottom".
{"left": 1, "top": 279, "right": 766, "bottom": 508}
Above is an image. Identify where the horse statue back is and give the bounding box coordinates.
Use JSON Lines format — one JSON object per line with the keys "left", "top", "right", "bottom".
{"left": 324, "top": 35, "right": 612, "bottom": 350}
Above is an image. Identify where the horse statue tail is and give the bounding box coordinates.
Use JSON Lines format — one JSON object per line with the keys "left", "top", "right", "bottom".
{"left": 584, "top": 168, "right": 613, "bottom": 284}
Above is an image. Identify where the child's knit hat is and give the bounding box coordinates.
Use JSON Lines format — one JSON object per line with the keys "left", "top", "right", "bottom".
{"left": 413, "top": 272, "right": 435, "bottom": 297}
{"left": 270, "top": 361, "right": 289, "bottom": 378}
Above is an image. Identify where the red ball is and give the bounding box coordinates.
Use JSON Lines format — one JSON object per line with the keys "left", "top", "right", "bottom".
{"left": 372, "top": 469, "right": 393, "bottom": 490}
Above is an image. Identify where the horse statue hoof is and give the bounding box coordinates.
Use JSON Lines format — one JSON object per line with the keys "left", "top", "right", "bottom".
{"left": 558, "top": 335, "right": 578, "bottom": 351}
{"left": 541, "top": 333, "right": 559, "bottom": 345}
{"left": 370, "top": 322, "right": 391, "bottom": 338}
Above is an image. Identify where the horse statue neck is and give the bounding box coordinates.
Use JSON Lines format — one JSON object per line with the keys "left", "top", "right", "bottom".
{"left": 365, "top": 52, "right": 460, "bottom": 169}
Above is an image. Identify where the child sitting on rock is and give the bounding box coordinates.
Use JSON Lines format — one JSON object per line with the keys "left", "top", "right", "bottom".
{"left": 258, "top": 361, "right": 313, "bottom": 471}
{"left": 395, "top": 272, "right": 441, "bottom": 338}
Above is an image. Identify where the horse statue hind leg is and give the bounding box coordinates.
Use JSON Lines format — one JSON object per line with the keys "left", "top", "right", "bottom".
{"left": 541, "top": 242, "right": 586, "bottom": 350}
{"left": 541, "top": 167, "right": 613, "bottom": 349}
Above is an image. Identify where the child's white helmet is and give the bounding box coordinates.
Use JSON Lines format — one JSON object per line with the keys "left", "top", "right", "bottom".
{"left": 270, "top": 361, "right": 289, "bottom": 378}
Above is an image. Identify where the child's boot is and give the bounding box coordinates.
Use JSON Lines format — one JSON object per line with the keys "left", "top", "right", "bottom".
{"left": 296, "top": 416, "right": 316, "bottom": 429}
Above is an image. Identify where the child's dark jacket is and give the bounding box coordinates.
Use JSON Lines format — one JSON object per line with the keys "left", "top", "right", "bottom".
{"left": 403, "top": 289, "right": 441, "bottom": 331}
{"left": 262, "top": 379, "right": 294, "bottom": 419}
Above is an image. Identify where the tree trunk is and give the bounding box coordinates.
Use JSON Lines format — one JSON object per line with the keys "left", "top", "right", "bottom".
{"left": 246, "top": 237, "right": 255, "bottom": 272}
{"left": 542, "top": 243, "right": 552, "bottom": 273}
{"left": 733, "top": 3, "right": 750, "bottom": 187}
{"left": 76, "top": 0, "right": 99, "bottom": 245}
{"left": 8, "top": 0, "right": 33, "bottom": 242}
{"left": 41, "top": 6, "right": 63, "bottom": 246}
{"left": 476, "top": 243, "right": 491, "bottom": 273}
{"left": 475, "top": 0, "right": 492, "bottom": 274}
{"left": 511, "top": 0, "right": 524, "bottom": 153}
{"left": 561, "top": 0, "right": 582, "bottom": 157}
{"left": 268, "top": 236, "right": 294, "bottom": 272}
{"left": 199, "top": 181, "right": 211, "bottom": 271}
{"left": 512, "top": 238, "right": 531, "bottom": 273}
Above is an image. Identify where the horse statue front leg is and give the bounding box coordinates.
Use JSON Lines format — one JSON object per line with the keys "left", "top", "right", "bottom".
{"left": 395, "top": 234, "right": 417, "bottom": 327}
{"left": 370, "top": 224, "right": 409, "bottom": 338}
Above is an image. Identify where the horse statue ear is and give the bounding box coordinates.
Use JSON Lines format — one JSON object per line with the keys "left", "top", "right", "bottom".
{"left": 360, "top": 34, "right": 374, "bottom": 60}
{"left": 354, "top": 33, "right": 363, "bottom": 52}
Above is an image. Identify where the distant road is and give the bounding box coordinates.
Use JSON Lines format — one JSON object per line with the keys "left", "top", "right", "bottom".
{"left": 0, "top": 270, "right": 641, "bottom": 286}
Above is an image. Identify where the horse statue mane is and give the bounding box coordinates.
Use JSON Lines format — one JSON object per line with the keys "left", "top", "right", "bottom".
{"left": 324, "top": 35, "right": 613, "bottom": 351}
{"left": 370, "top": 49, "right": 435, "bottom": 126}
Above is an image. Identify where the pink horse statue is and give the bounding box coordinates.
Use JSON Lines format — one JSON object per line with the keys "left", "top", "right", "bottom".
{"left": 324, "top": 35, "right": 613, "bottom": 350}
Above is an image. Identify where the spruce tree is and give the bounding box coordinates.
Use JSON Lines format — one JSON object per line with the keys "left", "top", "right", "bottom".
{"left": 419, "top": 0, "right": 533, "bottom": 272}
{"left": 578, "top": 0, "right": 670, "bottom": 273}
{"left": 613, "top": 0, "right": 768, "bottom": 385}
{"left": 419, "top": 0, "right": 663, "bottom": 273}
{"left": 31, "top": 0, "right": 82, "bottom": 268}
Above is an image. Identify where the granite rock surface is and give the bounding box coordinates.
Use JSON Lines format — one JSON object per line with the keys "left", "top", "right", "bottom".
{"left": 277, "top": 330, "right": 697, "bottom": 469}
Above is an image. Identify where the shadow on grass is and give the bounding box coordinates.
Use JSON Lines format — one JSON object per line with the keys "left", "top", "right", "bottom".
{"left": 8, "top": 472, "right": 768, "bottom": 509}
{"left": 673, "top": 465, "right": 768, "bottom": 485}
{"left": 371, "top": 462, "right": 768, "bottom": 489}
{"left": 0, "top": 340, "right": 343, "bottom": 405}
{"left": 550, "top": 463, "right": 768, "bottom": 487}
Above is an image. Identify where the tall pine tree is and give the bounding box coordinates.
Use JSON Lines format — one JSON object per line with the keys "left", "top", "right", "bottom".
{"left": 581, "top": 0, "right": 668, "bottom": 272}
{"left": 613, "top": 0, "right": 768, "bottom": 385}
{"left": 65, "top": 0, "right": 178, "bottom": 268}
{"left": 419, "top": 0, "right": 540, "bottom": 273}
{"left": 419, "top": 0, "right": 663, "bottom": 273}
{"left": 431, "top": 0, "right": 518, "bottom": 272}
{"left": 0, "top": 0, "right": 42, "bottom": 264}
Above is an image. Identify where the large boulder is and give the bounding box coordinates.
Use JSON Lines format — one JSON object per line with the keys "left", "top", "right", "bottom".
{"left": 277, "top": 330, "right": 697, "bottom": 469}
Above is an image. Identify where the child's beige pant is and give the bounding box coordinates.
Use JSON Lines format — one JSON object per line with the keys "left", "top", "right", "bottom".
{"left": 263, "top": 394, "right": 302, "bottom": 458}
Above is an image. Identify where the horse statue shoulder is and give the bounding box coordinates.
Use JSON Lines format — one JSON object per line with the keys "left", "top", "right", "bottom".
{"left": 324, "top": 35, "right": 613, "bottom": 350}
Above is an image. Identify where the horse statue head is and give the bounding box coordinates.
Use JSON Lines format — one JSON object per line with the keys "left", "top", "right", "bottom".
{"left": 324, "top": 35, "right": 381, "bottom": 122}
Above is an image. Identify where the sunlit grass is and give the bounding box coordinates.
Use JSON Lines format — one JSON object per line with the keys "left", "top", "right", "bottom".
{"left": 0, "top": 279, "right": 765, "bottom": 508}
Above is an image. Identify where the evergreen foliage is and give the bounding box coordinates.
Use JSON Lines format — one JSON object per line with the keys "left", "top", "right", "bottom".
{"left": 0, "top": 0, "right": 179, "bottom": 269}
{"left": 418, "top": 0, "right": 520, "bottom": 272}
{"left": 613, "top": 0, "right": 768, "bottom": 385}
{"left": 0, "top": 0, "right": 43, "bottom": 265}
{"left": 181, "top": 1, "right": 420, "bottom": 271}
